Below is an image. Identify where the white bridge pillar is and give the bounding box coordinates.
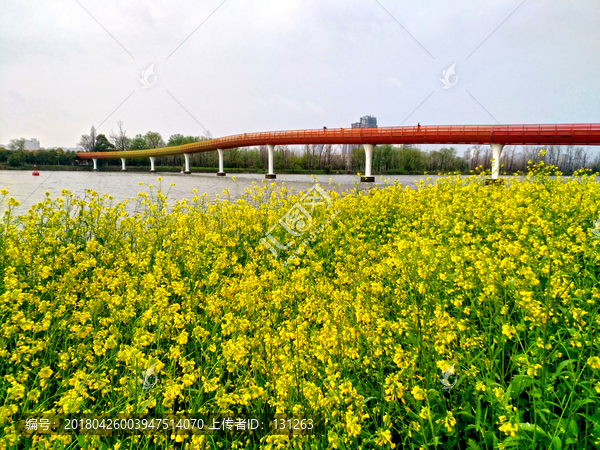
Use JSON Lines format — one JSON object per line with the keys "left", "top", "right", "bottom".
{"left": 92, "top": 158, "right": 98, "bottom": 171}
{"left": 121, "top": 158, "right": 126, "bottom": 171}
{"left": 361, "top": 144, "right": 375, "bottom": 182}
{"left": 490, "top": 143, "right": 505, "bottom": 181}
{"left": 184, "top": 153, "right": 191, "bottom": 174}
{"left": 265, "top": 144, "right": 276, "bottom": 179}
{"left": 149, "top": 157, "right": 156, "bottom": 172}
{"left": 217, "top": 149, "right": 226, "bottom": 176}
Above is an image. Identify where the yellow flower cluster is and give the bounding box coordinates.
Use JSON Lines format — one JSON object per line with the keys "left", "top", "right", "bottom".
{"left": 1, "top": 166, "right": 599, "bottom": 449}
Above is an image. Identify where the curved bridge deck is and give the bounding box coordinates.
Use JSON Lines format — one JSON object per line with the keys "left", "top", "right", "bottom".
{"left": 77, "top": 124, "right": 600, "bottom": 160}
{"left": 76, "top": 123, "right": 600, "bottom": 181}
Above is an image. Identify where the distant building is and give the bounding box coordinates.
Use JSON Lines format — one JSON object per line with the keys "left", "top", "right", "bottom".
{"left": 353, "top": 115, "right": 378, "bottom": 128}
{"left": 343, "top": 115, "right": 378, "bottom": 155}
{"left": 24, "top": 138, "right": 40, "bottom": 150}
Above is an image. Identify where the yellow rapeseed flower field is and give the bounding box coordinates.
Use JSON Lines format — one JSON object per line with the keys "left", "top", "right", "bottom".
{"left": 1, "top": 160, "right": 599, "bottom": 449}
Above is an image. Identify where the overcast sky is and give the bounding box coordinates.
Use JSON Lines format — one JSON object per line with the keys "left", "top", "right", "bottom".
{"left": 1, "top": 0, "right": 599, "bottom": 151}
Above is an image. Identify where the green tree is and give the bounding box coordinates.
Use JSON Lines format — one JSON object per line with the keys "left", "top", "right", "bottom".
{"left": 37, "top": 149, "right": 55, "bottom": 165}
{"left": 396, "top": 146, "right": 425, "bottom": 173}
{"left": 373, "top": 144, "right": 394, "bottom": 172}
{"left": 350, "top": 146, "right": 366, "bottom": 173}
{"left": 144, "top": 132, "right": 165, "bottom": 149}
{"left": 55, "top": 149, "right": 65, "bottom": 165}
{"left": 130, "top": 134, "right": 148, "bottom": 150}
{"left": 95, "top": 134, "right": 115, "bottom": 152}
{"left": 427, "top": 147, "right": 458, "bottom": 172}
{"left": 167, "top": 134, "right": 186, "bottom": 146}
{"left": 63, "top": 150, "right": 77, "bottom": 165}
{"left": 167, "top": 134, "right": 201, "bottom": 147}
{"left": 7, "top": 151, "right": 25, "bottom": 166}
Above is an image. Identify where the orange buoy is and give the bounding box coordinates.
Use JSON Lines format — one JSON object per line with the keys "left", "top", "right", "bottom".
{"left": 32, "top": 164, "right": 40, "bottom": 176}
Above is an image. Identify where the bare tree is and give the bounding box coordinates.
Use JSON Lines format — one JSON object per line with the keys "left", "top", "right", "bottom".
{"left": 109, "top": 121, "right": 131, "bottom": 152}
{"left": 592, "top": 153, "right": 600, "bottom": 173}
{"left": 519, "top": 146, "right": 543, "bottom": 171}
{"left": 323, "top": 144, "right": 333, "bottom": 168}
{"left": 482, "top": 146, "right": 492, "bottom": 169}
{"left": 573, "top": 147, "right": 586, "bottom": 171}
{"left": 78, "top": 126, "right": 97, "bottom": 152}
{"left": 466, "top": 146, "right": 481, "bottom": 170}
{"left": 259, "top": 145, "right": 268, "bottom": 169}
{"left": 563, "top": 146, "right": 575, "bottom": 173}
{"left": 8, "top": 138, "right": 26, "bottom": 151}
{"left": 316, "top": 144, "right": 325, "bottom": 169}
{"left": 501, "top": 145, "right": 517, "bottom": 173}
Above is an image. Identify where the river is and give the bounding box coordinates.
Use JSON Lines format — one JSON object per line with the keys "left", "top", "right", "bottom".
{"left": 0, "top": 170, "right": 478, "bottom": 215}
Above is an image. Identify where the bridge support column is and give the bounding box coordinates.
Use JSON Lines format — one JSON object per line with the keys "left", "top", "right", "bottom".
{"left": 184, "top": 153, "right": 191, "bottom": 174}
{"left": 361, "top": 144, "right": 375, "bottom": 182}
{"left": 265, "top": 144, "right": 276, "bottom": 179}
{"left": 217, "top": 149, "right": 226, "bottom": 176}
{"left": 92, "top": 158, "right": 98, "bottom": 171}
{"left": 149, "top": 157, "right": 156, "bottom": 172}
{"left": 121, "top": 158, "right": 126, "bottom": 171}
{"left": 486, "top": 143, "right": 505, "bottom": 185}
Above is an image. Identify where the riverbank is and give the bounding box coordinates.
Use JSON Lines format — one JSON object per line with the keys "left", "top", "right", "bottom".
{"left": 2, "top": 164, "right": 593, "bottom": 177}
{"left": 0, "top": 164, "right": 432, "bottom": 175}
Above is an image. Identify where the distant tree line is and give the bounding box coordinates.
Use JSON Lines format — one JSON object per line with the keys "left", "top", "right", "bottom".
{"left": 0, "top": 147, "right": 77, "bottom": 166}
{"left": 464, "top": 144, "right": 600, "bottom": 175}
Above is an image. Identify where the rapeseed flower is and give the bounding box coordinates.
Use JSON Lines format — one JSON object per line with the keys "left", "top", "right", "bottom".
{"left": 1, "top": 168, "right": 598, "bottom": 449}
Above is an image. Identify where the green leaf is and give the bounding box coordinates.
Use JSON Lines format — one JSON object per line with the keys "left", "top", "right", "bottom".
{"left": 475, "top": 399, "right": 482, "bottom": 429}
{"left": 504, "top": 382, "right": 513, "bottom": 404}
{"left": 510, "top": 375, "right": 533, "bottom": 396}
{"left": 456, "top": 410, "right": 475, "bottom": 420}
{"left": 567, "top": 418, "right": 578, "bottom": 437}
{"left": 362, "top": 396, "right": 377, "bottom": 405}
{"left": 580, "top": 413, "right": 600, "bottom": 424}
{"left": 428, "top": 388, "right": 443, "bottom": 401}
{"left": 551, "top": 359, "right": 575, "bottom": 377}
{"left": 467, "top": 438, "right": 480, "bottom": 450}
{"left": 573, "top": 398, "right": 596, "bottom": 408}
{"left": 518, "top": 422, "right": 548, "bottom": 436}
{"left": 139, "top": 397, "right": 155, "bottom": 413}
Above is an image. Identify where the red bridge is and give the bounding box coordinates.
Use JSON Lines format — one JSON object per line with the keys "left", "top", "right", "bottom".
{"left": 76, "top": 123, "right": 600, "bottom": 181}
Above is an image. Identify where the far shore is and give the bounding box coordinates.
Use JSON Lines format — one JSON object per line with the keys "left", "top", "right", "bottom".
{"left": 0, "top": 164, "right": 448, "bottom": 176}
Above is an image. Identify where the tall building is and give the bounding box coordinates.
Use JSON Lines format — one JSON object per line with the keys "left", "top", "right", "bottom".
{"left": 353, "top": 115, "right": 378, "bottom": 129}
{"left": 24, "top": 138, "right": 40, "bottom": 150}
{"left": 343, "top": 115, "right": 377, "bottom": 155}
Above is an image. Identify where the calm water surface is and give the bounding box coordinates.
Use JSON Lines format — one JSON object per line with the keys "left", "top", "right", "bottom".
{"left": 0, "top": 170, "right": 473, "bottom": 215}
